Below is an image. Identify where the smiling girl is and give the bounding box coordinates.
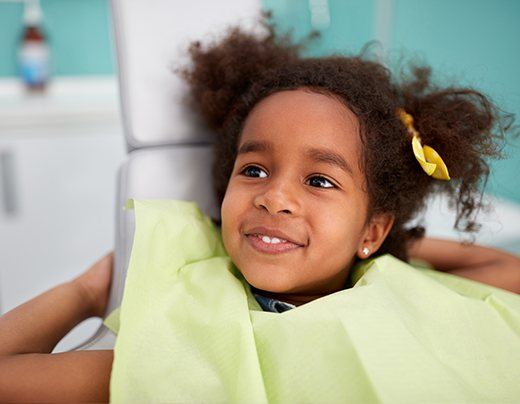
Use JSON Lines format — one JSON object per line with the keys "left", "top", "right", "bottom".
{"left": 222, "top": 90, "right": 374, "bottom": 304}
{"left": 1, "top": 15, "right": 519, "bottom": 402}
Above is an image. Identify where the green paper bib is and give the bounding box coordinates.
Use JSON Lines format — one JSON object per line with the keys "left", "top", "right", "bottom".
{"left": 105, "top": 199, "right": 520, "bottom": 403}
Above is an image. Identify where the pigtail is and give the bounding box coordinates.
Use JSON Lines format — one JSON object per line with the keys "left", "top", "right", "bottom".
{"left": 398, "top": 66, "right": 513, "bottom": 236}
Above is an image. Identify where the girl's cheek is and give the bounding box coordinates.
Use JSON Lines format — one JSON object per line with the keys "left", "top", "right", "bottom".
{"left": 220, "top": 201, "right": 235, "bottom": 254}
{"left": 224, "top": 181, "right": 248, "bottom": 208}
{"left": 221, "top": 185, "right": 243, "bottom": 230}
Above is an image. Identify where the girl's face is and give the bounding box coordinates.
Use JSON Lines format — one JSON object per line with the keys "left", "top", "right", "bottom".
{"left": 221, "top": 89, "right": 391, "bottom": 304}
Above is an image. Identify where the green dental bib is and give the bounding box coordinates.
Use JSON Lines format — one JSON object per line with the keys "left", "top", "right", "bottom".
{"left": 105, "top": 199, "right": 520, "bottom": 403}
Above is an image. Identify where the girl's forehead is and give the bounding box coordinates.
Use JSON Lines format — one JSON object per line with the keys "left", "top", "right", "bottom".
{"left": 239, "top": 89, "right": 361, "bottom": 160}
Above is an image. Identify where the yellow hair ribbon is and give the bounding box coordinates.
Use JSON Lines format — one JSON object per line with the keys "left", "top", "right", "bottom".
{"left": 397, "top": 108, "right": 450, "bottom": 181}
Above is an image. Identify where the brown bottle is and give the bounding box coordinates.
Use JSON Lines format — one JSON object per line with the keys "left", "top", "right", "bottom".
{"left": 18, "top": 0, "right": 50, "bottom": 92}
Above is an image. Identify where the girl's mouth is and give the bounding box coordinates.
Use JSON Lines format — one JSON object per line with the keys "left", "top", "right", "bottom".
{"left": 245, "top": 233, "right": 303, "bottom": 255}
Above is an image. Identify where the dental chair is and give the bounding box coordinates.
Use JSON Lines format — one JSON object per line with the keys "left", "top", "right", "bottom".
{"left": 73, "top": 0, "right": 520, "bottom": 352}
{"left": 73, "top": 0, "right": 261, "bottom": 351}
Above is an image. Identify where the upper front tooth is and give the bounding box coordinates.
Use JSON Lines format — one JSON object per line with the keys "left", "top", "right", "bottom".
{"left": 261, "top": 235, "right": 271, "bottom": 243}
{"left": 260, "top": 235, "right": 283, "bottom": 244}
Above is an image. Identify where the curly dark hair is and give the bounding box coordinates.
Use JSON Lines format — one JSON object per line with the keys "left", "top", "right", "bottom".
{"left": 179, "top": 12, "right": 513, "bottom": 261}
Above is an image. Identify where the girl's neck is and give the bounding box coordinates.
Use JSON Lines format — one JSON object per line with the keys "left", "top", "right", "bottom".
{"left": 250, "top": 272, "right": 352, "bottom": 307}
{"left": 250, "top": 287, "right": 314, "bottom": 306}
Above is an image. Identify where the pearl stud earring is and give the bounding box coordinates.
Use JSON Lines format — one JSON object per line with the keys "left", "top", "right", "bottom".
{"left": 362, "top": 247, "right": 370, "bottom": 256}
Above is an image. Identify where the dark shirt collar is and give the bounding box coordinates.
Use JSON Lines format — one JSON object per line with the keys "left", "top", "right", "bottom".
{"left": 253, "top": 293, "right": 296, "bottom": 313}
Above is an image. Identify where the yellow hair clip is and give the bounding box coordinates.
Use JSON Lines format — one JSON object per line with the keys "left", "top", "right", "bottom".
{"left": 397, "top": 108, "right": 450, "bottom": 181}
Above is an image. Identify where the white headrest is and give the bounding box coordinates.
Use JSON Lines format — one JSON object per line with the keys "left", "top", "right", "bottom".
{"left": 111, "top": 0, "right": 262, "bottom": 149}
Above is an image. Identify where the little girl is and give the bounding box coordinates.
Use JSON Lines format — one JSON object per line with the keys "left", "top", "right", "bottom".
{"left": 1, "top": 15, "right": 519, "bottom": 402}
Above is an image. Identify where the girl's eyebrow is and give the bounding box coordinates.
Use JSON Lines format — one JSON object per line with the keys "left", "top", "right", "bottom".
{"left": 306, "top": 147, "right": 353, "bottom": 176}
{"left": 237, "top": 140, "right": 353, "bottom": 176}
{"left": 237, "top": 140, "right": 272, "bottom": 155}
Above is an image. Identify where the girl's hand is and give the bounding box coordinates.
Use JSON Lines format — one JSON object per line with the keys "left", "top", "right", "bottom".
{"left": 71, "top": 252, "right": 114, "bottom": 318}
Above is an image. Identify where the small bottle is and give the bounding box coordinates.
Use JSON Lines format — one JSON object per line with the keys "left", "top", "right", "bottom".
{"left": 18, "top": 0, "right": 50, "bottom": 92}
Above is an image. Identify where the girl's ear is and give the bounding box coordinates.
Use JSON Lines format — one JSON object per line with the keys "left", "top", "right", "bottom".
{"left": 356, "top": 213, "right": 395, "bottom": 259}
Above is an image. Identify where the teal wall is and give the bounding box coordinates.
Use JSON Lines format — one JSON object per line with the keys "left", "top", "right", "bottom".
{"left": 0, "top": 0, "right": 518, "bottom": 203}
{"left": 264, "top": 0, "right": 520, "bottom": 204}
{"left": 0, "top": 0, "right": 114, "bottom": 76}
{"left": 390, "top": 0, "right": 520, "bottom": 203}
{"left": 263, "top": 0, "right": 377, "bottom": 56}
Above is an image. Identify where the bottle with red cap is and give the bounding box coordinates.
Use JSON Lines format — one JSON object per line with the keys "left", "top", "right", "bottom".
{"left": 18, "top": 0, "right": 50, "bottom": 92}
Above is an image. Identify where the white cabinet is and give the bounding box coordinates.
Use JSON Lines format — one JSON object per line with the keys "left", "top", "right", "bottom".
{"left": 0, "top": 77, "right": 126, "bottom": 351}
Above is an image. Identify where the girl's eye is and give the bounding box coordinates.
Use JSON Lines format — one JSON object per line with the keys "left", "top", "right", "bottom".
{"left": 307, "top": 175, "right": 335, "bottom": 189}
{"left": 241, "top": 165, "right": 268, "bottom": 178}
{"left": 239, "top": 167, "right": 334, "bottom": 188}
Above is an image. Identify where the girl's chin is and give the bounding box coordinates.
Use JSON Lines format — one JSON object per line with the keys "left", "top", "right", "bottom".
{"left": 239, "top": 266, "right": 295, "bottom": 293}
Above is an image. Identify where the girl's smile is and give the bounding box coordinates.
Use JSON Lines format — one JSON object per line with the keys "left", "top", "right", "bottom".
{"left": 244, "top": 224, "right": 306, "bottom": 254}
{"left": 220, "top": 88, "right": 393, "bottom": 306}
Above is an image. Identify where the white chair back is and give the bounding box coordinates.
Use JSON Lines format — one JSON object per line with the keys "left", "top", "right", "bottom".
{"left": 74, "top": 0, "right": 261, "bottom": 350}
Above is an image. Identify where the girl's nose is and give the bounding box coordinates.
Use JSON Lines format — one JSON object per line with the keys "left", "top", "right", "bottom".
{"left": 253, "top": 177, "right": 301, "bottom": 215}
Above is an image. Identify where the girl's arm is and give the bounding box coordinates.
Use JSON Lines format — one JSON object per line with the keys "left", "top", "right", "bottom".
{"left": 409, "top": 238, "right": 520, "bottom": 294}
{"left": 0, "top": 253, "right": 114, "bottom": 402}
